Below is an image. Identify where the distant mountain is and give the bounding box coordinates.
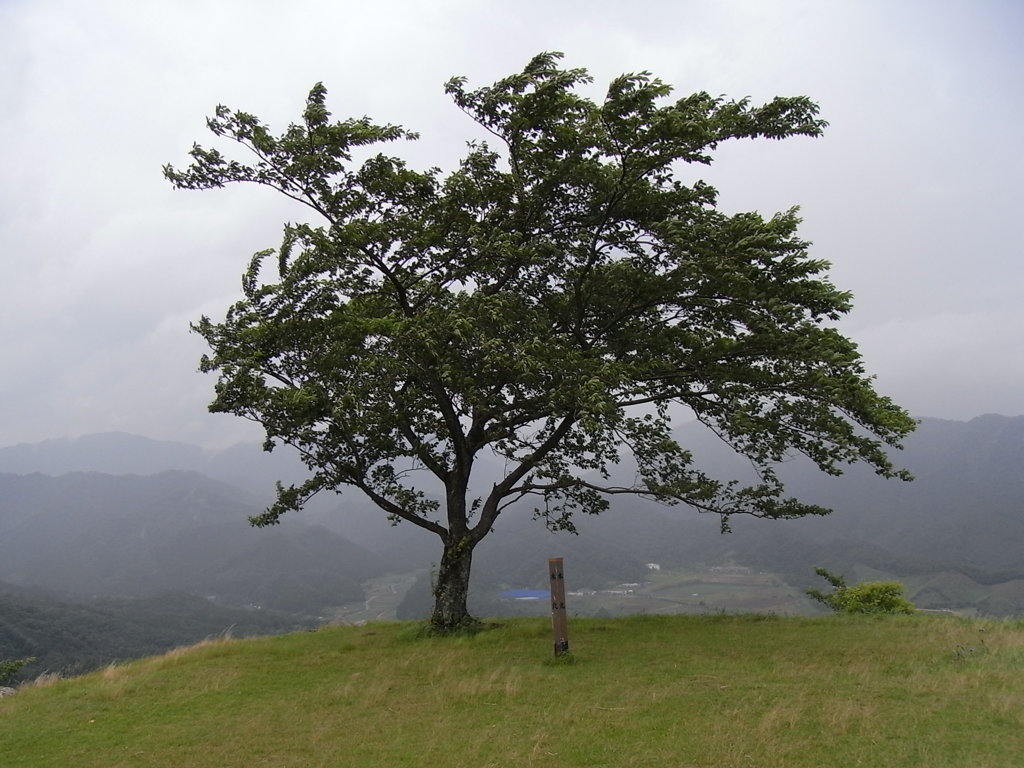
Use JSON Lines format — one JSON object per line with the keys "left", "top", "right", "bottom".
{"left": 578, "top": 414, "right": 1024, "bottom": 614}
{"left": 0, "top": 432, "right": 311, "bottom": 506}
{"left": 0, "top": 432, "right": 207, "bottom": 475}
{"left": 707, "top": 415, "right": 1024, "bottom": 582}
{"left": 0, "top": 470, "right": 386, "bottom": 614}
{"left": 384, "top": 413, "right": 1024, "bottom": 618}
{"left": 2, "top": 416, "right": 1023, "bottom": 617}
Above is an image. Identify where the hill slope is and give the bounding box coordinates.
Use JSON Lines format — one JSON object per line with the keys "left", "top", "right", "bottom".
{"left": 2, "top": 615, "right": 1023, "bottom": 768}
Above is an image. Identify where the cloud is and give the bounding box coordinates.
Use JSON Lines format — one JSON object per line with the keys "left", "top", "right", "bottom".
{"left": 853, "top": 309, "right": 1024, "bottom": 420}
{"left": 1, "top": 0, "right": 1021, "bottom": 449}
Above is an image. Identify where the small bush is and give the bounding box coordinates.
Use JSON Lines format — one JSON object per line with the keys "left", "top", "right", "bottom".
{"left": 806, "top": 567, "right": 915, "bottom": 614}
{"left": 0, "top": 657, "right": 36, "bottom": 686}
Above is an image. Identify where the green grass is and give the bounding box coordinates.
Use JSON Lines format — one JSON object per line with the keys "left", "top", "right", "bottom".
{"left": 2, "top": 614, "right": 1024, "bottom": 767}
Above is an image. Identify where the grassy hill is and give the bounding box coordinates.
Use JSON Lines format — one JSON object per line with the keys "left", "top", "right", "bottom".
{"left": 2, "top": 614, "right": 1024, "bottom": 767}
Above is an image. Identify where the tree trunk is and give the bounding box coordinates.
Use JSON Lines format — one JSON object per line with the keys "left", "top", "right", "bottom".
{"left": 430, "top": 534, "right": 478, "bottom": 633}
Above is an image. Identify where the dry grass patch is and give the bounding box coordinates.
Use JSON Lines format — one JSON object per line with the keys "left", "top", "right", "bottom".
{"left": 18, "top": 672, "right": 62, "bottom": 690}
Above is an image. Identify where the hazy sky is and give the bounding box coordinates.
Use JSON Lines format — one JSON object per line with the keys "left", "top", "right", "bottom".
{"left": 1, "top": 0, "right": 1021, "bottom": 449}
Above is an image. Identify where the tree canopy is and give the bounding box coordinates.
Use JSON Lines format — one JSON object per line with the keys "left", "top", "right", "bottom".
{"left": 165, "top": 52, "right": 915, "bottom": 631}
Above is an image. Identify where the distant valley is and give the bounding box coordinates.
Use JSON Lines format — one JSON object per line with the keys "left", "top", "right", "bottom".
{"left": 1, "top": 414, "right": 1022, "bottom": 678}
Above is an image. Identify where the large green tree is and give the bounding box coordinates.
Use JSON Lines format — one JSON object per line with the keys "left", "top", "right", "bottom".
{"left": 166, "top": 53, "right": 914, "bottom": 632}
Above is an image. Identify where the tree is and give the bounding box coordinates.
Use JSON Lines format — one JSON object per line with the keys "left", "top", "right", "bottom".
{"left": 165, "top": 52, "right": 915, "bottom": 632}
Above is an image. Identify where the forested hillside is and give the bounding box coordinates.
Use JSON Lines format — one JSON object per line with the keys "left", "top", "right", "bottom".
{"left": 0, "top": 581, "right": 313, "bottom": 682}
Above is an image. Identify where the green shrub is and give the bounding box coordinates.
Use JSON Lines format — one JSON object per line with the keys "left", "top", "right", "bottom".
{"left": 806, "top": 567, "right": 915, "bottom": 614}
{"left": 0, "top": 657, "right": 36, "bottom": 686}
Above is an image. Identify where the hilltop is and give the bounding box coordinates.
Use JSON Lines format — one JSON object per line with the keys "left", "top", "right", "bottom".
{"left": 2, "top": 615, "right": 1024, "bottom": 767}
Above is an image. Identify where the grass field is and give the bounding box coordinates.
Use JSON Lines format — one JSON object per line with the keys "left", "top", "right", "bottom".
{"left": 2, "top": 614, "right": 1023, "bottom": 767}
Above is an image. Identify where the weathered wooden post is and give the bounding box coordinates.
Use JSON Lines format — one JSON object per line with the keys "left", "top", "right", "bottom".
{"left": 548, "top": 557, "right": 569, "bottom": 655}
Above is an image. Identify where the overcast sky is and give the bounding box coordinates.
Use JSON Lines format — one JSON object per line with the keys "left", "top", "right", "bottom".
{"left": 1, "top": 0, "right": 1021, "bottom": 450}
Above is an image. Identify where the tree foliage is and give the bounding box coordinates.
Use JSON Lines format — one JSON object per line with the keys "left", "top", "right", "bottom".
{"left": 165, "top": 52, "right": 915, "bottom": 631}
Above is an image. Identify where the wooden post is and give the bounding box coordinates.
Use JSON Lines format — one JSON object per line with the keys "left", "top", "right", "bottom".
{"left": 549, "top": 557, "right": 569, "bottom": 655}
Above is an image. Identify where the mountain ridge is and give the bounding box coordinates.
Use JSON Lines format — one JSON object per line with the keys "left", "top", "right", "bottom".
{"left": 2, "top": 414, "right": 1023, "bottom": 623}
